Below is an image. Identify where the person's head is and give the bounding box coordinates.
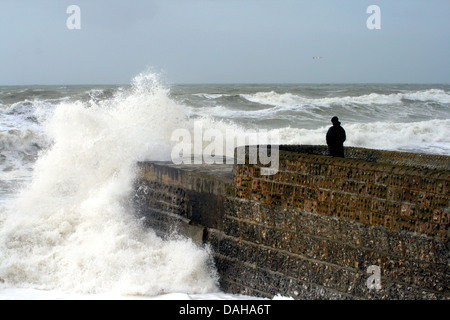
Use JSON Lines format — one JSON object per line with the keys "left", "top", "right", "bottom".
{"left": 331, "top": 116, "right": 340, "bottom": 126}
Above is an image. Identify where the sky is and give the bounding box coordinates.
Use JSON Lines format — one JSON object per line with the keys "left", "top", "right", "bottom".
{"left": 0, "top": 0, "right": 449, "bottom": 85}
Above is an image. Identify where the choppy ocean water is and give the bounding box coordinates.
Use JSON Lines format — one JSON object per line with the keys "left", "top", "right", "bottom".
{"left": 0, "top": 72, "right": 449, "bottom": 299}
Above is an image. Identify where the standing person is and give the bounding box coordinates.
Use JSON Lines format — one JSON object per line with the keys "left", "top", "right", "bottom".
{"left": 326, "top": 116, "right": 346, "bottom": 157}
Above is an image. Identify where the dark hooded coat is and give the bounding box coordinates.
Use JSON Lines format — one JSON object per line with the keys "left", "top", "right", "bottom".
{"left": 326, "top": 118, "right": 346, "bottom": 157}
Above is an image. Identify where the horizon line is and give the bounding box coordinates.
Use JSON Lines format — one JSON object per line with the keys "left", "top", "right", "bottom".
{"left": 1, "top": 81, "right": 449, "bottom": 87}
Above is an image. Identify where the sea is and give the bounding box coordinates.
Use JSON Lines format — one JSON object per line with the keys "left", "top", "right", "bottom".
{"left": 0, "top": 72, "right": 449, "bottom": 300}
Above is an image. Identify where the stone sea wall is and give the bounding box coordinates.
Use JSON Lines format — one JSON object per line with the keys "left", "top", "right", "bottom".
{"left": 133, "top": 146, "right": 449, "bottom": 299}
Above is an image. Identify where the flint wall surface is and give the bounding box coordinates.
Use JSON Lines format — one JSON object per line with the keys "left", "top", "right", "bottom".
{"left": 133, "top": 146, "right": 449, "bottom": 299}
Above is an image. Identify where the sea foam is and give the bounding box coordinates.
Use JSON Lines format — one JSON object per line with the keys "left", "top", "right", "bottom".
{"left": 0, "top": 73, "right": 219, "bottom": 297}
